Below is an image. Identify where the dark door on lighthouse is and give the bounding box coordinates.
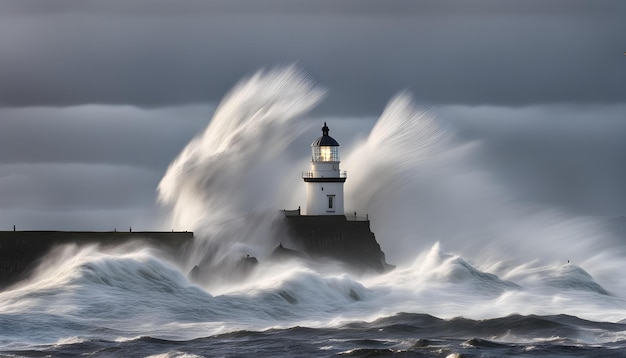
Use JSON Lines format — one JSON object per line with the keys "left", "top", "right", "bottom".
{"left": 327, "top": 195, "right": 335, "bottom": 212}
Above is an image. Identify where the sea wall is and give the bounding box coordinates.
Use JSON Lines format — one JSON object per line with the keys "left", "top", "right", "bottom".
{"left": 0, "top": 231, "right": 193, "bottom": 289}
{"left": 1, "top": 217, "right": 394, "bottom": 289}
{"left": 281, "top": 215, "right": 393, "bottom": 273}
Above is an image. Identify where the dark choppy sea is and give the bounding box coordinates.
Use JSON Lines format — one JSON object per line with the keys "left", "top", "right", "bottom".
{"left": 3, "top": 314, "right": 626, "bottom": 357}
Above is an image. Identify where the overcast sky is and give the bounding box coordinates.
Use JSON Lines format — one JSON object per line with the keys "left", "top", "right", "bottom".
{"left": 0, "top": 0, "right": 624, "bottom": 230}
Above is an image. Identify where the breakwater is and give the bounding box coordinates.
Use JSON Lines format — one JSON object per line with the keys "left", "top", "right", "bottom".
{"left": 0, "top": 231, "right": 193, "bottom": 289}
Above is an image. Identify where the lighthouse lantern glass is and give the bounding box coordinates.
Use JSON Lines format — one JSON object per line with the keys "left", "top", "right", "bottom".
{"left": 313, "top": 146, "right": 339, "bottom": 162}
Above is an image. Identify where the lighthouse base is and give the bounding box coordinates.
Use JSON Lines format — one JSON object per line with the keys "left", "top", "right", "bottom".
{"left": 277, "top": 214, "right": 394, "bottom": 274}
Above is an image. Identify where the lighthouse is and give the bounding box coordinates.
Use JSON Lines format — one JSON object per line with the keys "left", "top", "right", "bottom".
{"left": 302, "top": 122, "right": 346, "bottom": 215}
{"left": 277, "top": 122, "right": 392, "bottom": 273}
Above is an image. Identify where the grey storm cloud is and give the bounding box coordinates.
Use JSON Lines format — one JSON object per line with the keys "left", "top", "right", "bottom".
{"left": 0, "top": 0, "right": 625, "bottom": 114}
{"left": 436, "top": 104, "right": 626, "bottom": 217}
{"left": 0, "top": 163, "right": 157, "bottom": 211}
{"left": 0, "top": 1, "right": 624, "bottom": 230}
{"left": 0, "top": 105, "right": 211, "bottom": 230}
{"left": 0, "top": 105, "right": 210, "bottom": 168}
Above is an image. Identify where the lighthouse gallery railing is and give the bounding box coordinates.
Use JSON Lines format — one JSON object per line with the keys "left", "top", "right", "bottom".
{"left": 302, "top": 170, "right": 347, "bottom": 179}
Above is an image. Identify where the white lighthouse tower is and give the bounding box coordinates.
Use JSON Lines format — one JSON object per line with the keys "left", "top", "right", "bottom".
{"left": 302, "top": 122, "right": 346, "bottom": 216}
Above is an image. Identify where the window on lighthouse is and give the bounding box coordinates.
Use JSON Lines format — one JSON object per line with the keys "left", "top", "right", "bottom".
{"left": 320, "top": 146, "right": 332, "bottom": 161}
{"left": 313, "top": 146, "right": 339, "bottom": 161}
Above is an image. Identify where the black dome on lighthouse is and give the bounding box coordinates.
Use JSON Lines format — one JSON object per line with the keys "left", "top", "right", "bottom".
{"left": 311, "top": 122, "right": 340, "bottom": 147}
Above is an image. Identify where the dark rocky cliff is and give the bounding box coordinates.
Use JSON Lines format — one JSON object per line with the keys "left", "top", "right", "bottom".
{"left": 0, "top": 231, "right": 193, "bottom": 289}
{"left": 278, "top": 215, "right": 393, "bottom": 273}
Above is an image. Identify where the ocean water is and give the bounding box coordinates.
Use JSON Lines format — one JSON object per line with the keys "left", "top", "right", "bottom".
{"left": 1, "top": 67, "right": 625, "bottom": 357}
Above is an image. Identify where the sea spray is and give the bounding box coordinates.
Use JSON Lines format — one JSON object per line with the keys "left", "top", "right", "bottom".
{"left": 157, "top": 67, "right": 324, "bottom": 283}
{"left": 341, "top": 93, "right": 452, "bottom": 264}
{"left": 0, "top": 243, "right": 220, "bottom": 345}
{"left": 158, "top": 66, "right": 324, "bottom": 232}
{"left": 359, "top": 242, "right": 626, "bottom": 323}
{"left": 339, "top": 93, "right": 625, "bottom": 299}
{"left": 153, "top": 65, "right": 626, "bottom": 307}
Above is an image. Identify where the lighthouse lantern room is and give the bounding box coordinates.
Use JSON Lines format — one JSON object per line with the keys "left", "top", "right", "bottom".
{"left": 303, "top": 122, "right": 346, "bottom": 215}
